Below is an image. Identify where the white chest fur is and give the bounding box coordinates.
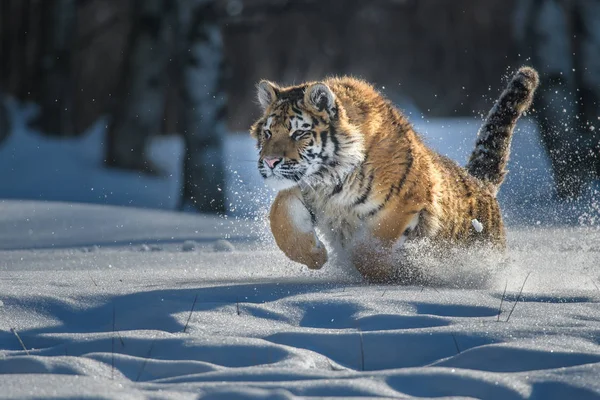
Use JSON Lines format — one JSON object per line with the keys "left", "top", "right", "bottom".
{"left": 302, "top": 187, "right": 366, "bottom": 248}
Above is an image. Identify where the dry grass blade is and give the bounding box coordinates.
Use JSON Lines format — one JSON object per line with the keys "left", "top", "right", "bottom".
{"left": 451, "top": 333, "right": 461, "bottom": 354}
{"left": 111, "top": 305, "right": 116, "bottom": 380}
{"left": 10, "top": 328, "right": 29, "bottom": 355}
{"left": 135, "top": 337, "right": 156, "bottom": 382}
{"left": 87, "top": 271, "right": 98, "bottom": 287}
{"left": 505, "top": 272, "right": 531, "bottom": 322}
{"left": 497, "top": 280, "right": 508, "bottom": 322}
{"left": 183, "top": 294, "right": 198, "bottom": 333}
{"left": 116, "top": 331, "right": 125, "bottom": 347}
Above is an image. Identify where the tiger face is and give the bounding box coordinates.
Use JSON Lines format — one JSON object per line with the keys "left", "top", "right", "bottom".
{"left": 250, "top": 80, "right": 363, "bottom": 190}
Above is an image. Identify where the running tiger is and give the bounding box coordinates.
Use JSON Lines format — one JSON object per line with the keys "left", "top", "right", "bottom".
{"left": 250, "top": 67, "right": 539, "bottom": 283}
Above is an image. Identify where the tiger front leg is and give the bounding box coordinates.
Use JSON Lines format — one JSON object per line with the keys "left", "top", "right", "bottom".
{"left": 269, "top": 188, "right": 328, "bottom": 269}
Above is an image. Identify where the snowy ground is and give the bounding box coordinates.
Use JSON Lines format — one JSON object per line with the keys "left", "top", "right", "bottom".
{"left": 1, "top": 201, "right": 600, "bottom": 399}
{"left": 2, "top": 101, "right": 600, "bottom": 398}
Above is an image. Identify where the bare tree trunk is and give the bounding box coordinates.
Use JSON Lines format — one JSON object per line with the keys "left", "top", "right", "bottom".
{"left": 514, "top": 0, "right": 596, "bottom": 198}
{"left": 105, "top": 0, "right": 173, "bottom": 173}
{"left": 31, "top": 0, "right": 76, "bottom": 136}
{"left": 0, "top": 1, "right": 8, "bottom": 144}
{"left": 176, "top": 0, "right": 226, "bottom": 213}
{"left": 0, "top": 94, "right": 9, "bottom": 145}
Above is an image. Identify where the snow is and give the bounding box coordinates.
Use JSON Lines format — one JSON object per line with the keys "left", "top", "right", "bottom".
{"left": 1, "top": 100, "right": 600, "bottom": 398}
{"left": 0, "top": 99, "right": 272, "bottom": 216}
{"left": 471, "top": 219, "right": 484, "bottom": 233}
{"left": 213, "top": 239, "right": 236, "bottom": 252}
{"left": 181, "top": 240, "right": 198, "bottom": 252}
{"left": 1, "top": 200, "right": 600, "bottom": 399}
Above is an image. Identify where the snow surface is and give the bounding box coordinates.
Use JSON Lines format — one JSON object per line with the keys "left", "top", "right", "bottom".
{"left": 1, "top": 200, "right": 600, "bottom": 399}
{"left": 0, "top": 100, "right": 271, "bottom": 215}
{"left": 2, "top": 99, "right": 600, "bottom": 398}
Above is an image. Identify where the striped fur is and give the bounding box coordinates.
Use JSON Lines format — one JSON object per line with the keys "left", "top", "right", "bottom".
{"left": 466, "top": 67, "right": 539, "bottom": 191}
{"left": 251, "top": 68, "right": 539, "bottom": 283}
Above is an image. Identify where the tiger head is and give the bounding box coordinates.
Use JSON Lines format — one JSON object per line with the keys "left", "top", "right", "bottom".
{"left": 250, "top": 80, "right": 364, "bottom": 191}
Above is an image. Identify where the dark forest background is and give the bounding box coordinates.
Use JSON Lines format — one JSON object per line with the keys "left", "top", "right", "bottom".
{"left": 1, "top": 0, "right": 599, "bottom": 213}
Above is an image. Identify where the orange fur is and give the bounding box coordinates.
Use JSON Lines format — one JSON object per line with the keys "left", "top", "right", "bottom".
{"left": 269, "top": 188, "right": 327, "bottom": 269}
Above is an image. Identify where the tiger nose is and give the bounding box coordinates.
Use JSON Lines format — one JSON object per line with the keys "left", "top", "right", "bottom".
{"left": 263, "top": 157, "right": 282, "bottom": 169}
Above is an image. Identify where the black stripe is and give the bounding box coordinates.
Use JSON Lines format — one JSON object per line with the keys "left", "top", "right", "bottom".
{"left": 383, "top": 151, "right": 414, "bottom": 203}
{"left": 395, "top": 151, "right": 414, "bottom": 193}
{"left": 308, "top": 208, "right": 317, "bottom": 224}
{"left": 365, "top": 203, "right": 384, "bottom": 218}
{"left": 459, "top": 172, "right": 472, "bottom": 197}
{"left": 320, "top": 131, "right": 328, "bottom": 150}
{"left": 330, "top": 106, "right": 338, "bottom": 120}
{"left": 353, "top": 172, "right": 374, "bottom": 206}
{"left": 331, "top": 183, "right": 343, "bottom": 195}
{"left": 290, "top": 104, "right": 303, "bottom": 115}
{"left": 329, "top": 127, "right": 339, "bottom": 154}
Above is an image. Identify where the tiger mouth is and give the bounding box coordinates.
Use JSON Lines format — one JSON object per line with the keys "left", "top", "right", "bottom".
{"left": 259, "top": 162, "right": 306, "bottom": 180}
{"left": 266, "top": 170, "right": 303, "bottom": 182}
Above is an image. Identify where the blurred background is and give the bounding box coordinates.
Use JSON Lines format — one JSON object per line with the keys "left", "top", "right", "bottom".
{"left": 0, "top": 0, "right": 599, "bottom": 221}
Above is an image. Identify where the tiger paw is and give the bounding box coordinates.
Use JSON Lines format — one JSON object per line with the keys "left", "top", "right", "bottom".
{"left": 303, "top": 245, "right": 328, "bottom": 270}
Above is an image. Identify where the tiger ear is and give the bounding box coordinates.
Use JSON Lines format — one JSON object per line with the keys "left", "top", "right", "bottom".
{"left": 305, "top": 83, "right": 335, "bottom": 112}
{"left": 256, "top": 80, "right": 280, "bottom": 111}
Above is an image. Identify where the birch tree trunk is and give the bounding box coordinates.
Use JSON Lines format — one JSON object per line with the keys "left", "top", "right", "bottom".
{"left": 31, "top": 0, "right": 76, "bottom": 136}
{"left": 176, "top": 0, "right": 226, "bottom": 213}
{"left": 105, "top": 0, "right": 173, "bottom": 173}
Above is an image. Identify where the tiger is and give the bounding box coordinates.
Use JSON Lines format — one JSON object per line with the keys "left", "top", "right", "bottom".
{"left": 250, "top": 67, "right": 539, "bottom": 283}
